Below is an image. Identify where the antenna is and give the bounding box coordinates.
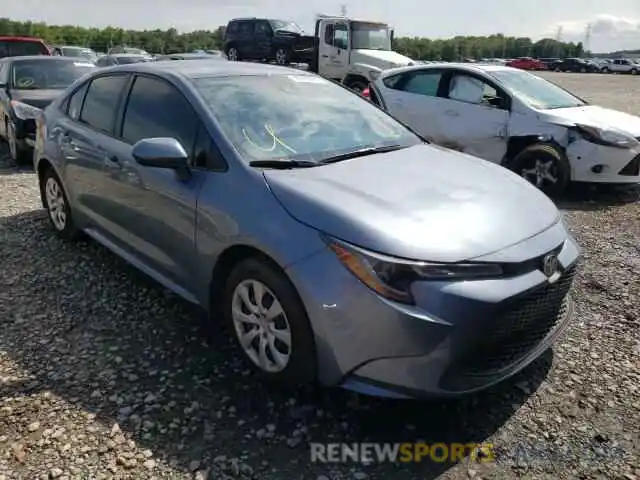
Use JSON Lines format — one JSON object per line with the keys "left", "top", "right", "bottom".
{"left": 340, "top": 4, "right": 347, "bottom": 16}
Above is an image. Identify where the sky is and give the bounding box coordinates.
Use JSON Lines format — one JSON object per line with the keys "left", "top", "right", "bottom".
{"left": 4, "top": 0, "right": 640, "bottom": 53}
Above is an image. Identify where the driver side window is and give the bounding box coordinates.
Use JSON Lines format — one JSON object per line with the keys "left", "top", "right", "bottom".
{"left": 447, "top": 73, "right": 507, "bottom": 110}
{"left": 324, "top": 24, "right": 348, "bottom": 49}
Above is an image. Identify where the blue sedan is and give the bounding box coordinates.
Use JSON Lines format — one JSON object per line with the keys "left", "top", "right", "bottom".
{"left": 34, "top": 60, "right": 580, "bottom": 398}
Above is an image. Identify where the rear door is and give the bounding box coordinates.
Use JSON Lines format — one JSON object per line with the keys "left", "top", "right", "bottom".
{"left": 254, "top": 20, "right": 273, "bottom": 59}
{"left": 436, "top": 69, "right": 509, "bottom": 162}
{"left": 376, "top": 68, "right": 450, "bottom": 144}
{"left": 59, "top": 73, "right": 131, "bottom": 231}
{"left": 238, "top": 20, "right": 257, "bottom": 59}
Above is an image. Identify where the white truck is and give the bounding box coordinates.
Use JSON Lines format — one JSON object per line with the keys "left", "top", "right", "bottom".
{"left": 601, "top": 58, "right": 639, "bottom": 74}
{"left": 307, "top": 16, "right": 415, "bottom": 92}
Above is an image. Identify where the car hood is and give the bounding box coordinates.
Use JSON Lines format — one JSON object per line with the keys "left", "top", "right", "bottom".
{"left": 544, "top": 105, "right": 640, "bottom": 137}
{"left": 264, "top": 144, "right": 560, "bottom": 262}
{"left": 351, "top": 49, "right": 414, "bottom": 68}
{"left": 9, "top": 89, "right": 62, "bottom": 109}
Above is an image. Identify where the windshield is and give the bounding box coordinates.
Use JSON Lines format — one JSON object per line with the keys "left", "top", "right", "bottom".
{"left": 62, "top": 47, "right": 97, "bottom": 61}
{"left": 490, "top": 69, "right": 586, "bottom": 110}
{"left": 270, "top": 20, "right": 303, "bottom": 34}
{"left": 115, "top": 55, "right": 148, "bottom": 64}
{"left": 0, "top": 40, "right": 50, "bottom": 58}
{"left": 351, "top": 22, "right": 392, "bottom": 50}
{"left": 11, "top": 59, "right": 95, "bottom": 89}
{"left": 193, "top": 74, "right": 421, "bottom": 164}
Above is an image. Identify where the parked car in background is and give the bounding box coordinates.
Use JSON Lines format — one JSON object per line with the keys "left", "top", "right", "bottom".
{"left": 96, "top": 53, "right": 151, "bottom": 67}
{"left": 0, "top": 36, "right": 51, "bottom": 58}
{"left": 34, "top": 60, "right": 580, "bottom": 398}
{"left": 552, "top": 58, "right": 600, "bottom": 73}
{"left": 107, "top": 46, "right": 153, "bottom": 60}
{"left": 205, "top": 50, "right": 226, "bottom": 57}
{"left": 602, "top": 58, "right": 639, "bottom": 74}
{"left": 54, "top": 45, "right": 98, "bottom": 63}
{"left": 224, "top": 17, "right": 315, "bottom": 65}
{"left": 538, "top": 58, "right": 560, "bottom": 69}
{"left": 0, "top": 56, "right": 95, "bottom": 163}
{"left": 155, "top": 52, "right": 227, "bottom": 61}
{"left": 506, "top": 57, "right": 546, "bottom": 70}
{"left": 366, "top": 63, "right": 640, "bottom": 193}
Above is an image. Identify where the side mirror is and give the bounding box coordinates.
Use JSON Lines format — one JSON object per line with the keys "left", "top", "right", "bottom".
{"left": 132, "top": 138, "right": 189, "bottom": 169}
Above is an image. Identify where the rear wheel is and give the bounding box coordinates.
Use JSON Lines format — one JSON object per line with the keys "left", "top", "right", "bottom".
{"left": 602, "top": 67, "right": 610, "bottom": 73}
{"left": 226, "top": 46, "right": 240, "bottom": 61}
{"left": 631, "top": 68, "right": 638, "bottom": 75}
{"left": 40, "top": 166, "right": 82, "bottom": 240}
{"left": 346, "top": 79, "right": 368, "bottom": 94}
{"left": 580, "top": 67, "right": 586, "bottom": 73}
{"left": 509, "top": 144, "right": 570, "bottom": 196}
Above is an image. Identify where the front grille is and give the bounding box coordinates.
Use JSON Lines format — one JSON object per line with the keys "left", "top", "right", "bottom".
{"left": 455, "top": 265, "right": 577, "bottom": 377}
{"left": 618, "top": 154, "right": 640, "bottom": 176}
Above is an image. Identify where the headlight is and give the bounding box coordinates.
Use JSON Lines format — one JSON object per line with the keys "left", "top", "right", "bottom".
{"left": 575, "top": 124, "right": 639, "bottom": 149}
{"left": 324, "top": 236, "right": 503, "bottom": 304}
{"left": 10, "top": 101, "right": 42, "bottom": 121}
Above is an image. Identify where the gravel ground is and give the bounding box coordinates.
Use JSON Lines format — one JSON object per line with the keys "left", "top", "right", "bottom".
{"left": 0, "top": 72, "right": 639, "bottom": 480}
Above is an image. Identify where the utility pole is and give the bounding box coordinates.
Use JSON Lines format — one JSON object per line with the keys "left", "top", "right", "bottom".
{"left": 340, "top": 4, "right": 347, "bottom": 16}
{"left": 555, "top": 25, "right": 563, "bottom": 57}
{"left": 584, "top": 23, "right": 592, "bottom": 56}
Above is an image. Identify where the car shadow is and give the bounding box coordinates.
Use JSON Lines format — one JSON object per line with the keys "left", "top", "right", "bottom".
{"left": 553, "top": 183, "right": 639, "bottom": 211}
{"left": 0, "top": 210, "right": 552, "bottom": 479}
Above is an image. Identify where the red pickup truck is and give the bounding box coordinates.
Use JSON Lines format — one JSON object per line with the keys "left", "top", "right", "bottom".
{"left": 0, "top": 36, "right": 51, "bottom": 58}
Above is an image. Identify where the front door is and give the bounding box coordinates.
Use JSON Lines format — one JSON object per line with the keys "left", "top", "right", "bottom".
{"left": 438, "top": 71, "right": 509, "bottom": 163}
{"left": 317, "top": 20, "right": 349, "bottom": 81}
{"left": 103, "top": 73, "right": 204, "bottom": 293}
{"left": 254, "top": 20, "right": 273, "bottom": 59}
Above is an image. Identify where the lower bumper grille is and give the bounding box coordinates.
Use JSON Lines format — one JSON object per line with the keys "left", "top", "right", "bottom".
{"left": 455, "top": 265, "right": 577, "bottom": 377}
{"left": 618, "top": 154, "right": 640, "bottom": 176}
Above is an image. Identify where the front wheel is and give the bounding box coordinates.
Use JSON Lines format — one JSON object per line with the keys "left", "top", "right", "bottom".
{"left": 274, "top": 47, "right": 290, "bottom": 65}
{"left": 602, "top": 67, "right": 610, "bottom": 73}
{"left": 509, "top": 144, "right": 570, "bottom": 196}
{"left": 346, "top": 79, "right": 368, "bottom": 94}
{"left": 631, "top": 69, "right": 638, "bottom": 75}
{"left": 7, "top": 119, "right": 31, "bottom": 165}
{"left": 223, "top": 258, "right": 317, "bottom": 384}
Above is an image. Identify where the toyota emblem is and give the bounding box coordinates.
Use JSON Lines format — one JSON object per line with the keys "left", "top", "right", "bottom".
{"left": 542, "top": 253, "right": 559, "bottom": 277}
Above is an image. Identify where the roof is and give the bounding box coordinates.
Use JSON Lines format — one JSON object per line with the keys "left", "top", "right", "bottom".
{"left": 110, "top": 53, "right": 148, "bottom": 58}
{"left": 101, "top": 59, "right": 315, "bottom": 79}
{"left": 0, "top": 36, "right": 46, "bottom": 42}
{"left": 380, "top": 62, "right": 516, "bottom": 79}
{"left": 0, "top": 55, "right": 81, "bottom": 63}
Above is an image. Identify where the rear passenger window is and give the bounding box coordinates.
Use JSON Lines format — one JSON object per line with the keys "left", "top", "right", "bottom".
{"left": 227, "top": 22, "right": 239, "bottom": 33}
{"left": 121, "top": 76, "right": 198, "bottom": 158}
{"left": 401, "top": 71, "right": 442, "bottom": 97}
{"left": 67, "top": 83, "right": 88, "bottom": 120}
{"left": 239, "top": 22, "right": 254, "bottom": 34}
{"left": 80, "top": 75, "right": 128, "bottom": 133}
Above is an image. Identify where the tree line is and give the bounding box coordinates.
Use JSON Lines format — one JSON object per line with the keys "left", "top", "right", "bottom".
{"left": 0, "top": 17, "right": 585, "bottom": 60}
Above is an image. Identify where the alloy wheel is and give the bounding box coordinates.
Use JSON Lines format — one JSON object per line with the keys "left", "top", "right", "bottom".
{"left": 275, "top": 48, "right": 287, "bottom": 65}
{"left": 231, "top": 279, "right": 292, "bottom": 373}
{"left": 227, "top": 47, "right": 239, "bottom": 61}
{"left": 44, "top": 176, "right": 67, "bottom": 231}
{"left": 519, "top": 158, "right": 559, "bottom": 190}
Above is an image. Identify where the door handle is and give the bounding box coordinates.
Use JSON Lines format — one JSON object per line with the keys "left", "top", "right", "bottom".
{"left": 321, "top": 54, "right": 329, "bottom": 58}
{"left": 104, "top": 154, "right": 121, "bottom": 169}
{"left": 444, "top": 110, "right": 459, "bottom": 117}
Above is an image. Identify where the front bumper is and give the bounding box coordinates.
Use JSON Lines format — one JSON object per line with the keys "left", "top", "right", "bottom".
{"left": 285, "top": 220, "right": 580, "bottom": 398}
{"left": 568, "top": 140, "right": 640, "bottom": 183}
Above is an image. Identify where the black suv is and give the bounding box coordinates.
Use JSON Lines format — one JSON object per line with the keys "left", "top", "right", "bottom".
{"left": 223, "top": 18, "right": 315, "bottom": 65}
{"left": 552, "top": 58, "right": 600, "bottom": 73}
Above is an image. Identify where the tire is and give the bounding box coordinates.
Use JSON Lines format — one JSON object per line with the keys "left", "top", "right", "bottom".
{"left": 554, "top": 67, "right": 561, "bottom": 72}
{"left": 226, "top": 46, "right": 240, "bottom": 61}
{"left": 580, "top": 67, "right": 586, "bottom": 73}
{"left": 6, "top": 119, "right": 31, "bottom": 165}
{"left": 274, "top": 47, "right": 290, "bottom": 65}
{"left": 346, "top": 79, "right": 368, "bottom": 94}
{"left": 602, "top": 67, "right": 610, "bottom": 73}
{"left": 631, "top": 69, "right": 637, "bottom": 75}
{"left": 508, "top": 144, "right": 570, "bottom": 196}
{"left": 39, "top": 166, "right": 82, "bottom": 240}
{"left": 223, "top": 257, "right": 317, "bottom": 385}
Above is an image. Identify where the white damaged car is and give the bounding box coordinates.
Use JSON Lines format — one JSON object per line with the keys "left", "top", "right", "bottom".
{"left": 365, "top": 63, "right": 640, "bottom": 194}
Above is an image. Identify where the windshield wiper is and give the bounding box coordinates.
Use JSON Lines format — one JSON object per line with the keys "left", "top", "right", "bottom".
{"left": 248, "top": 159, "right": 319, "bottom": 169}
{"left": 319, "top": 144, "right": 407, "bottom": 164}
